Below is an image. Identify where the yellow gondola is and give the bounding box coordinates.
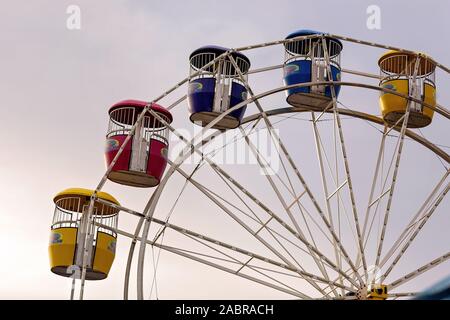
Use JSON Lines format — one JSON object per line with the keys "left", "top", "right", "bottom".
{"left": 49, "top": 188, "right": 120, "bottom": 280}
{"left": 378, "top": 50, "right": 436, "bottom": 128}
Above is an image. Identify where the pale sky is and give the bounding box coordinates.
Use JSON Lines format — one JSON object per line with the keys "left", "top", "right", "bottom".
{"left": 0, "top": 0, "right": 449, "bottom": 299}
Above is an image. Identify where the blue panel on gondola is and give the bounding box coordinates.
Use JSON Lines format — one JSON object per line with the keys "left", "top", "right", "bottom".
{"left": 283, "top": 60, "right": 312, "bottom": 96}
{"left": 283, "top": 60, "right": 341, "bottom": 98}
{"left": 229, "top": 82, "right": 248, "bottom": 121}
{"left": 324, "top": 65, "right": 341, "bottom": 98}
{"left": 188, "top": 78, "right": 216, "bottom": 114}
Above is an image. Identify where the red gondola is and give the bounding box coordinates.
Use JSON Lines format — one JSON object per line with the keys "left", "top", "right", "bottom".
{"left": 105, "top": 100, "right": 172, "bottom": 188}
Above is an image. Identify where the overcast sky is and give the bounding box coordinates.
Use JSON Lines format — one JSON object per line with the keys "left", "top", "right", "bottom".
{"left": 0, "top": 0, "right": 448, "bottom": 299}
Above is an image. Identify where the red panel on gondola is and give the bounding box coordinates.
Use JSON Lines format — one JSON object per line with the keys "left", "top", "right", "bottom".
{"left": 147, "top": 139, "right": 168, "bottom": 183}
{"left": 105, "top": 135, "right": 131, "bottom": 171}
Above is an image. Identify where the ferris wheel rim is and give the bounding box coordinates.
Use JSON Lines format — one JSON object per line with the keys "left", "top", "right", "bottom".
{"left": 241, "top": 105, "right": 449, "bottom": 163}
{"left": 128, "top": 94, "right": 448, "bottom": 299}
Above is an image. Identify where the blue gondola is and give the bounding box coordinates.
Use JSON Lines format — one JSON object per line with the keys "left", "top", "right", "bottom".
{"left": 283, "top": 29, "right": 343, "bottom": 110}
{"left": 188, "top": 46, "right": 251, "bottom": 130}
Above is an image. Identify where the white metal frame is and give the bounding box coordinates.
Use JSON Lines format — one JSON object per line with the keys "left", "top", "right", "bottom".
{"left": 70, "top": 33, "right": 450, "bottom": 300}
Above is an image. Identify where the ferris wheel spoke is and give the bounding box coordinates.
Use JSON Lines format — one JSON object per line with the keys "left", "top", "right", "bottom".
{"left": 160, "top": 244, "right": 311, "bottom": 299}
{"left": 358, "top": 123, "right": 397, "bottom": 270}
{"left": 167, "top": 94, "right": 187, "bottom": 110}
{"left": 132, "top": 129, "right": 224, "bottom": 300}
{"left": 124, "top": 106, "right": 231, "bottom": 299}
{"left": 165, "top": 245, "right": 241, "bottom": 266}
{"left": 203, "top": 117, "right": 261, "bottom": 164}
{"left": 254, "top": 227, "right": 334, "bottom": 297}
{"left": 361, "top": 127, "right": 388, "bottom": 243}
{"left": 97, "top": 202, "right": 308, "bottom": 278}
{"left": 166, "top": 234, "right": 354, "bottom": 295}
{"left": 99, "top": 194, "right": 350, "bottom": 295}
{"left": 211, "top": 166, "right": 334, "bottom": 296}
{"left": 208, "top": 166, "right": 335, "bottom": 297}
{"left": 230, "top": 57, "right": 326, "bottom": 219}
{"left": 153, "top": 103, "right": 348, "bottom": 289}
{"left": 238, "top": 126, "right": 336, "bottom": 292}
{"left": 182, "top": 232, "right": 328, "bottom": 298}
{"left": 95, "top": 223, "right": 304, "bottom": 299}
{"left": 172, "top": 155, "right": 361, "bottom": 290}
{"left": 133, "top": 129, "right": 221, "bottom": 300}
{"left": 169, "top": 159, "right": 357, "bottom": 292}
{"left": 239, "top": 122, "right": 336, "bottom": 262}
{"left": 381, "top": 181, "right": 449, "bottom": 281}
{"left": 321, "top": 37, "right": 367, "bottom": 278}
{"left": 320, "top": 265, "right": 363, "bottom": 298}
{"left": 379, "top": 170, "right": 450, "bottom": 269}
{"left": 362, "top": 126, "right": 402, "bottom": 253}
{"left": 112, "top": 217, "right": 357, "bottom": 295}
{"left": 119, "top": 223, "right": 313, "bottom": 299}
{"left": 282, "top": 194, "right": 337, "bottom": 249}
{"left": 165, "top": 95, "right": 342, "bottom": 290}
{"left": 311, "top": 110, "right": 355, "bottom": 295}
{"left": 228, "top": 56, "right": 364, "bottom": 288}
{"left": 229, "top": 58, "right": 329, "bottom": 221}
{"left": 215, "top": 142, "right": 336, "bottom": 251}
{"left": 169, "top": 158, "right": 324, "bottom": 279}
{"left": 159, "top": 110, "right": 279, "bottom": 228}
{"left": 387, "top": 252, "right": 450, "bottom": 291}
{"left": 374, "top": 56, "right": 423, "bottom": 268}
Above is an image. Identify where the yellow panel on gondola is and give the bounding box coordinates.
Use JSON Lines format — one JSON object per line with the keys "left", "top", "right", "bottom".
{"left": 423, "top": 83, "right": 436, "bottom": 120}
{"left": 380, "top": 79, "right": 409, "bottom": 123}
{"left": 92, "top": 232, "right": 116, "bottom": 278}
{"left": 49, "top": 227, "right": 77, "bottom": 277}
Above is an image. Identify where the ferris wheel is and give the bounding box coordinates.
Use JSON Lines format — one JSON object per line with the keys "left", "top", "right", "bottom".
{"left": 48, "top": 30, "right": 450, "bottom": 300}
